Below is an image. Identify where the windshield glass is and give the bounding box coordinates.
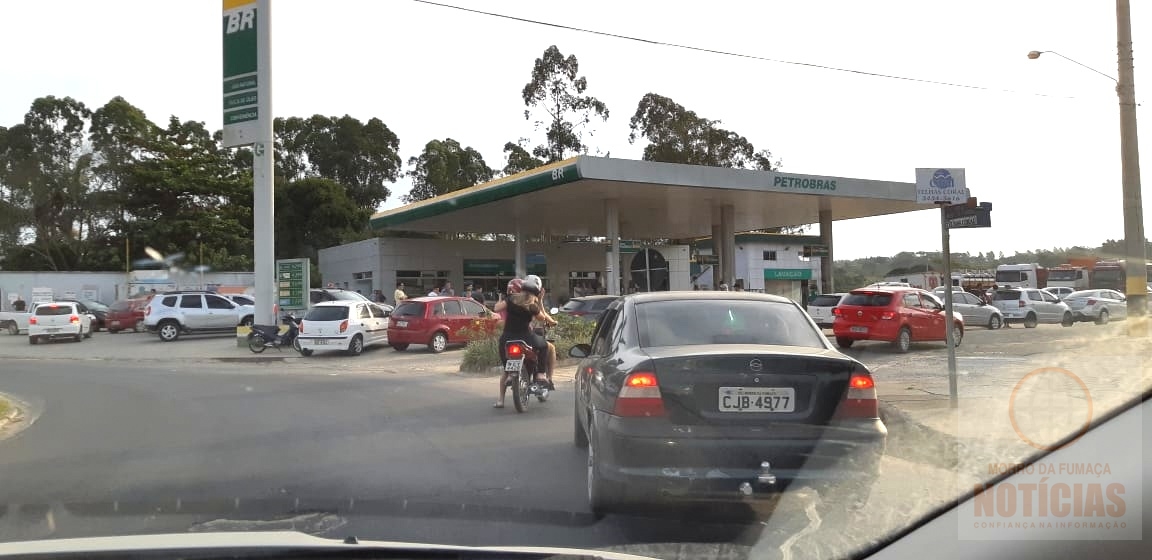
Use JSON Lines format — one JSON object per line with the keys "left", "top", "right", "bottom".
{"left": 636, "top": 300, "right": 826, "bottom": 348}
{"left": 303, "top": 306, "right": 349, "bottom": 321}
{"left": 808, "top": 295, "right": 843, "bottom": 307}
{"left": 841, "top": 292, "right": 893, "bottom": 306}
{"left": 2, "top": 5, "right": 1147, "bottom": 559}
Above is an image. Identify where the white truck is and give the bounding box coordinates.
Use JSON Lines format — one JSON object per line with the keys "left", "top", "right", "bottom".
{"left": 0, "top": 304, "right": 43, "bottom": 335}
{"left": 994, "top": 264, "right": 1048, "bottom": 289}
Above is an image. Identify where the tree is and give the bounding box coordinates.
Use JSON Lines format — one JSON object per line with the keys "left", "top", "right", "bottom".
{"left": 404, "top": 138, "right": 494, "bottom": 203}
{"left": 275, "top": 177, "right": 368, "bottom": 261}
{"left": 273, "top": 115, "right": 402, "bottom": 210}
{"left": 520, "top": 45, "right": 609, "bottom": 163}
{"left": 628, "top": 93, "right": 778, "bottom": 170}
{"left": 501, "top": 139, "right": 545, "bottom": 176}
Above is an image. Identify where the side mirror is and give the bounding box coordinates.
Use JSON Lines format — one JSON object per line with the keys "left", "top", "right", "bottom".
{"left": 568, "top": 343, "right": 591, "bottom": 358}
{"left": 550, "top": 307, "right": 559, "bottom": 315}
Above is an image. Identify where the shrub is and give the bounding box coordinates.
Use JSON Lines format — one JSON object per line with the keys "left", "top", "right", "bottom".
{"left": 457, "top": 313, "right": 598, "bottom": 373}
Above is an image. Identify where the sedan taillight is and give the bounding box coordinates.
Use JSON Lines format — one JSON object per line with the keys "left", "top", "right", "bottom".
{"left": 613, "top": 371, "right": 665, "bottom": 417}
{"left": 879, "top": 311, "right": 896, "bottom": 320}
{"left": 1019, "top": 300, "right": 1027, "bottom": 308}
{"left": 339, "top": 320, "right": 349, "bottom": 333}
{"left": 834, "top": 372, "right": 879, "bottom": 419}
{"left": 832, "top": 307, "right": 842, "bottom": 316}
{"left": 70, "top": 315, "right": 80, "bottom": 324}
{"left": 28, "top": 316, "right": 37, "bottom": 325}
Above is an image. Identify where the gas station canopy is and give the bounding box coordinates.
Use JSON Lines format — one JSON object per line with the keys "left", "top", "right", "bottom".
{"left": 369, "top": 156, "right": 934, "bottom": 238}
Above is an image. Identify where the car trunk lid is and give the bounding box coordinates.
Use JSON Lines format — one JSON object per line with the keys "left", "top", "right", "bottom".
{"left": 642, "top": 345, "right": 858, "bottom": 428}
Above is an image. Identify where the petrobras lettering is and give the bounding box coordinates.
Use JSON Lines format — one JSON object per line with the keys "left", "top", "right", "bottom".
{"left": 772, "top": 175, "right": 837, "bottom": 191}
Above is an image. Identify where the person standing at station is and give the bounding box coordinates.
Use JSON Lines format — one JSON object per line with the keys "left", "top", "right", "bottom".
{"left": 394, "top": 282, "right": 408, "bottom": 303}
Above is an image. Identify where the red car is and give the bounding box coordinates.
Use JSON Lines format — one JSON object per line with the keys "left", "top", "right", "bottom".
{"left": 105, "top": 296, "right": 152, "bottom": 333}
{"left": 386, "top": 296, "right": 499, "bottom": 353}
{"left": 832, "top": 287, "right": 964, "bottom": 353}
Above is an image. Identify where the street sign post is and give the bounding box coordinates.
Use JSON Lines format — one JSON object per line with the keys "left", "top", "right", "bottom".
{"left": 222, "top": 0, "right": 275, "bottom": 326}
{"left": 276, "top": 258, "right": 310, "bottom": 311}
{"left": 803, "top": 245, "right": 830, "bottom": 258}
{"left": 917, "top": 168, "right": 971, "bottom": 409}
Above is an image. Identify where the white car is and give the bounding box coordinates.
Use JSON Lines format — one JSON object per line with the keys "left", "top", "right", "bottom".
{"left": 1062, "top": 289, "right": 1128, "bottom": 324}
{"left": 28, "top": 301, "right": 93, "bottom": 344}
{"left": 806, "top": 293, "right": 847, "bottom": 328}
{"left": 990, "top": 288, "right": 1074, "bottom": 328}
{"left": 297, "top": 301, "right": 392, "bottom": 356}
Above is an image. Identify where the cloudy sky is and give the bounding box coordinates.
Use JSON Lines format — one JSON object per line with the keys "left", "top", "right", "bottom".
{"left": 2, "top": 0, "right": 1148, "bottom": 259}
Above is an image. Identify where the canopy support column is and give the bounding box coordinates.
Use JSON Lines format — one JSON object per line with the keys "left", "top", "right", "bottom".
{"left": 721, "top": 205, "right": 736, "bottom": 289}
{"left": 606, "top": 199, "right": 620, "bottom": 296}
{"left": 819, "top": 208, "right": 834, "bottom": 293}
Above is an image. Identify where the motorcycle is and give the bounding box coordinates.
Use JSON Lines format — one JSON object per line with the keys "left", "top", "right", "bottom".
{"left": 248, "top": 314, "right": 303, "bottom": 354}
{"left": 502, "top": 325, "right": 554, "bottom": 413}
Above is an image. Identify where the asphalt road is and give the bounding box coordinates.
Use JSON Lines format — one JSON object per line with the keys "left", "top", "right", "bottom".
{"left": 0, "top": 322, "right": 1137, "bottom": 559}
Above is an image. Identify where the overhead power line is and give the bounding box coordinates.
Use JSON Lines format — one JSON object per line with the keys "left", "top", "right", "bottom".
{"left": 411, "top": 0, "right": 1079, "bottom": 100}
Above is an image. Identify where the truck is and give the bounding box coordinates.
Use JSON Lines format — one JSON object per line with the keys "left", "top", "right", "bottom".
{"left": 1090, "top": 260, "right": 1126, "bottom": 291}
{"left": 1047, "top": 265, "right": 1091, "bottom": 290}
{"left": 950, "top": 271, "right": 996, "bottom": 292}
{"left": 995, "top": 263, "right": 1048, "bottom": 289}
{"left": 0, "top": 302, "right": 49, "bottom": 335}
{"left": 882, "top": 271, "right": 943, "bottom": 290}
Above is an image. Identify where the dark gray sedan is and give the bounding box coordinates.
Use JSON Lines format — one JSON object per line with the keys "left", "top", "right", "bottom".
{"left": 568, "top": 291, "right": 887, "bottom": 517}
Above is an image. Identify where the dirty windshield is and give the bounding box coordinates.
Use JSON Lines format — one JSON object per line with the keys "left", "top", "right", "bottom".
{"left": 0, "top": 1, "right": 1148, "bottom": 559}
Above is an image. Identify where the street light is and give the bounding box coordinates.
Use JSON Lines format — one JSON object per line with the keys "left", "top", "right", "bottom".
{"left": 1028, "top": 0, "right": 1145, "bottom": 337}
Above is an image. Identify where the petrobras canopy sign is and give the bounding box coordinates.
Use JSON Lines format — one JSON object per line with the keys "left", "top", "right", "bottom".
{"left": 915, "top": 168, "right": 970, "bottom": 204}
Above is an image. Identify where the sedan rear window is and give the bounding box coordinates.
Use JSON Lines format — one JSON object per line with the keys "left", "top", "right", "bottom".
{"left": 34, "top": 305, "right": 74, "bottom": 316}
{"left": 561, "top": 300, "right": 587, "bottom": 312}
{"left": 636, "top": 300, "right": 826, "bottom": 349}
{"left": 841, "top": 293, "right": 893, "bottom": 306}
{"left": 393, "top": 301, "right": 426, "bottom": 317}
{"left": 993, "top": 290, "right": 1022, "bottom": 301}
{"left": 304, "top": 306, "right": 349, "bottom": 321}
{"left": 809, "top": 295, "right": 843, "bottom": 307}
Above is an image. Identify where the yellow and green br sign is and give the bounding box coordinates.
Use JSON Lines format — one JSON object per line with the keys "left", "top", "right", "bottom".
{"left": 222, "top": 0, "right": 260, "bottom": 147}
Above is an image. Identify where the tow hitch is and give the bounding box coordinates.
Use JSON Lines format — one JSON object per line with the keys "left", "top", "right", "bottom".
{"left": 739, "top": 462, "right": 777, "bottom": 497}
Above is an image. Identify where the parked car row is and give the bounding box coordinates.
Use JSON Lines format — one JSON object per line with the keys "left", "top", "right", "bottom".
{"left": 806, "top": 283, "right": 1129, "bottom": 353}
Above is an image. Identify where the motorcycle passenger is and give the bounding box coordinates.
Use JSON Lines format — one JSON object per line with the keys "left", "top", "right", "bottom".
{"left": 493, "top": 277, "right": 556, "bottom": 409}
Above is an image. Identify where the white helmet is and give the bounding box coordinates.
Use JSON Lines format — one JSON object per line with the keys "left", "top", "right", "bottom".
{"left": 522, "top": 275, "right": 543, "bottom": 294}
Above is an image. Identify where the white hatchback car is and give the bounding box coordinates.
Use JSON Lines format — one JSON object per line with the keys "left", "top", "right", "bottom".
{"left": 297, "top": 301, "right": 392, "bottom": 356}
{"left": 28, "top": 301, "right": 93, "bottom": 344}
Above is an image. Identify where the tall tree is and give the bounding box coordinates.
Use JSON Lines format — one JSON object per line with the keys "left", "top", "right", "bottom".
{"left": 404, "top": 138, "right": 494, "bottom": 203}
{"left": 501, "top": 139, "right": 545, "bottom": 176}
{"left": 0, "top": 96, "right": 104, "bottom": 270}
{"left": 273, "top": 115, "right": 401, "bottom": 210}
{"left": 520, "top": 45, "right": 609, "bottom": 163}
{"left": 275, "top": 177, "right": 368, "bottom": 261}
{"left": 628, "top": 93, "right": 779, "bottom": 171}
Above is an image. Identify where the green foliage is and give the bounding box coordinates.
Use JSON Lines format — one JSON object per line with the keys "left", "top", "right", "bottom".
{"left": 500, "top": 139, "right": 546, "bottom": 176}
{"left": 273, "top": 115, "right": 402, "bottom": 210}
{"left": 519, "top": 45, "right": 609, "bottom": 163}
{"left": 275, "top": 177, "right": 368, "bottom": 261}
{"left": 404, "top": 138, "right": 495, "bottom": 203}
{"left": 458, "top": 313, "right": 596, "bottom": 374}
{"left": 0, "top": 95, "right": 403, "bottom": 272}
{"left": 628, "top": 93, "right": 778, "bottom": 171}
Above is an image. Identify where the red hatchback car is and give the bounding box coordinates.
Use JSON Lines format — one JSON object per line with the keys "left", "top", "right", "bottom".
{"left": 386, "top": 296, "right": 500, "bottom": 353}
{"left": 832, "top": 287, "right": 964, "bottom": 353}
{"left": 105, "top": 296, "right": 152, "bottom": 333}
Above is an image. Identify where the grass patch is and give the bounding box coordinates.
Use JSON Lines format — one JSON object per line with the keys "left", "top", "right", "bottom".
{"left": 459, "top": 314, "right": 598, "bottom": 373}
{"left": 0, "top": 397, "right": 10, "bottom": 419}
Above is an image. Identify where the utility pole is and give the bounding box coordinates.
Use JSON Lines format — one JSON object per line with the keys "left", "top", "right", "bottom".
{"left": 1116, "top": 0, "right": 1146, "bottom": 336}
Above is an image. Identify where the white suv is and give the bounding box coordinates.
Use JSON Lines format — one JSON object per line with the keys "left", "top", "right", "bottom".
{"left": 144, "top": 292, "right": 255, "bottom": 342}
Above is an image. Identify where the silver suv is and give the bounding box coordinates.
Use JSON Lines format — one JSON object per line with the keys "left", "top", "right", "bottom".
{"left": 144, "top": 292, "right": 255, "bottom": 342}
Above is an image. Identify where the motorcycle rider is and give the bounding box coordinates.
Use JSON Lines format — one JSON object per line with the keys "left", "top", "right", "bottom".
{"left": 493, "top": 276, "right": 557, "bottom": 409}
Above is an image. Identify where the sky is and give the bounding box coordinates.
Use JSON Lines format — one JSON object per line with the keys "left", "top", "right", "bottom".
{"left": 2, "top": 0, "right": 1149, "bottom": 260}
